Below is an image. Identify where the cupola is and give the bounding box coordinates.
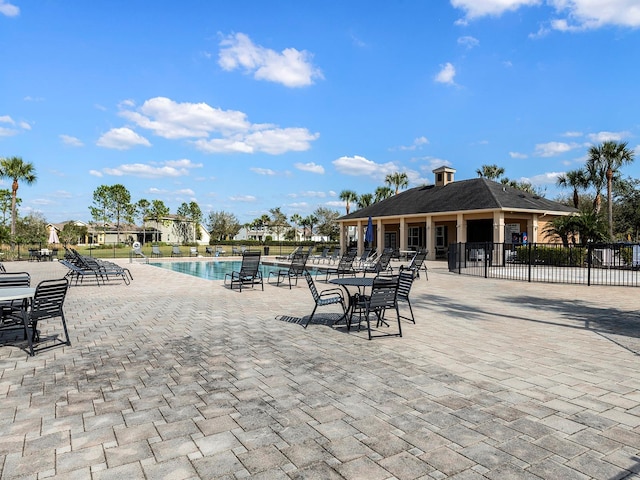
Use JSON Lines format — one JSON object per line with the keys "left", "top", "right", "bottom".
{"left": 433, "top": 166, "right": 456, "bottom": 186}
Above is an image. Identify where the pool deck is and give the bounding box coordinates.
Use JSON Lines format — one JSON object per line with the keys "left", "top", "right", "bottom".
{"left": 2, "top": 257, "right": 640, "bottom": 479}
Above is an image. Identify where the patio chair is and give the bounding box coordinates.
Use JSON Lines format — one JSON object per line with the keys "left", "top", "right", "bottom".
{"left": 205, "top": 246, "right": 214, "bottom": 256}
{"left": 397, "top": 271, "right": 416, "bottom": 324}
{"left": 224, "top": 251, "right": 263, "bottom": 292}
{"left": 268, "top": 252, "right": 308, "bottom": 289}
{"left": 171, "top": 245, "right": 183, "bottom": 257}
{"left": 355, "top": 248, "right": 373, "bottom": 269}
{"left": 303, "top": 271, "right": 346, "bottom": 328}
{"left": 360, "top": 248, "right": 393, "bottom": 276}
{"left": 151, "top": 245, "right": 162, "bottom": 258}
{"left": 328, "top": 248, "right": 341, "bottom": 264}
{"left": 348, "top": 275, "right": 401, "bottom": 340}
{"left": 232, "top": 246, "right": 242, "bottom": 256}
{"left": 189, "top": 246, "right": 198, "bottom": 257}
{"left": 215, "top": 246, "right": 226, "bottom": 256}
{"left": 324, "top": 249, "right": 357, "bottom": 281}
{"left": 24, "top": 278, "right": 71, "bottom": 356}
{"left": 399, "top": 249, "right": 428, "bottom": 280}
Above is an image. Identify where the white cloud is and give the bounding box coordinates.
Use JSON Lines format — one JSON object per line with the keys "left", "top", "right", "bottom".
{"left": 60, "top": 134, "right": 84, "bottom": 147}
{"left": 457, "top": 35, "right": 479, "bottom": 48}
{"left": 587, "top": 130, "right": 629, "bottom": 143}
{"left": 250, "top": 167, "right": 276, "bottom": 175}
{"left": 194, "top": 127, "right": 319, "bottom": 155}
{"left": 549, "top": 0, "right": 640, "bottom": 29}
{"left": 563, "top": 131, "right": 583, "bottom": 137}
{"left": 0, "top": 127, "right": 18, "bottom": 137}
{"left": 435, "top": 63, "right": 456, "bottom": 85}
{"left": 18, "top": 121, "right": 31, "bottom": 130}
{"left": 23, "top": 96, "right": 44, "bottom": 102}
{"left": 396, "top": 136, "right": 430, "bottom": 151}
{"left": 97, "top": 127, "right": 151, "bottom": 150}
{"left": 509, "top": 151, "right": 528, "bottom": 159}
{"left": 452, "top": 0, "right": 640, "bottom": 29}
{"left": 0, "top": 0, "right": 19, "bottom": 17}
{"left": 0, "top": 115, "right": 14, "bottom": 124}
{"left": 452, "top": 0, "right": 541, "bottom": 20}
{"left": 120, "top": 97, "right": 249, "bottom": 139}
{"left": 332, "top": 155, "right": 400, "bottom": 179}
{"left": 295, "top": 162, "right": 325, "bottom": 174}
{"left": 89, "top": 170, "right": 103, "bottom": 177}
{"left": 94, "top": 159, "right": 201, "bottom": 178}
{"left": 534, "top": 141, "right": 580, "bottom": 157}
{"left": 419, "top": 157, "right": 453, "bottom": 172}
{"left": 229, "top": 195, "right": 257, "bottom": 202}
{"left": 119, "top": 96, "right": 319, "bottom": 155}
{"left": 525, "top": 171, "right": 564, "bottom": 184}
{"left": 218, "top": 32, "right": 323, "bottom": 88}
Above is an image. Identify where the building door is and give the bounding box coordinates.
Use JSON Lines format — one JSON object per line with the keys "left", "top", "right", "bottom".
{"left": 384, "top": 232, "right": 397, "bottom": 250}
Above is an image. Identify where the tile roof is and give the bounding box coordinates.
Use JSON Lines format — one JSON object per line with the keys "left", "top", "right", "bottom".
{"left": 340, "top": 178, "right": 577, "bottom": 220}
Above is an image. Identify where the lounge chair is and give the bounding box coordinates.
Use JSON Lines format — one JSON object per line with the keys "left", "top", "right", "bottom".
{"left": 276, "top": 246, "right": 302, "bottom": 261}
{"left": 360, "top": 248, "right": 393, "bottom": 276}
{"left": 224, "top": 251, "right": 263, "bottom": 292}
{"left": 215, "top": 246, "right": 226, "bottom": 256}
{"left": 171, "top": 245, "right": 182, "bottom": 257}
{"left": 232, "top": 246, "right": 242, "bottom": 255}
{"left": 311, "top": 247, "right": 330, "bottom": 264}
{"left": 268, "top": 252, "right": 308, "bottom": 289}
{"left": 189, "top": 246, "right": 198, "bottom": 257}
{"left": 151, "top": 245, "right": 162, "bottom": 258}
{"left": 205, "top": 246, "right": 214, "bottom": 256}
{"left": 399, "top": 249, "right": 428, "bottom": 280}
{"left": 323, "top": 249, "right": 357, "bottom": 281}
{"left": 328, "top": 248, "right": 341, "bottom": 264}
{"left": 355, "top": 248, "right": 373, "bottom": 269}
{"left": 303, "top": 271, "right": 346, "bottom": 328}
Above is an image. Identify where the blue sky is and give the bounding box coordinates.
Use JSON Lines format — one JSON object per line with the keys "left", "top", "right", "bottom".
{"left": 1, "top": 0, "right": 639, "bottom": 225}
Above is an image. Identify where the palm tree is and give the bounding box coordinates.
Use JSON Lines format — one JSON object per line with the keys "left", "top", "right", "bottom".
{"left": 476, "top": 164, "right": 505, "bottom": 181}
{"left": 0, "top": 156, "right": 37, "bottom": 238}
{"left": 357, "top": 193, "right": 373, "bottom": 209}
{"left": 600, "top": 141, "right": 635, "bottom": 240}
{"left": 339, "top": 190, "right": 358, "bottom": 215}
{"left": 374, "top": 186, "right": 393, "bottom": 202}
{"left": 385, "top": 172, "right": 409, "bottom": 195}
{"left": 290, "top": 213, "right": 303, "bottom": 241}
{"left": 585, "top": 146, "right": 606, "bottom": 215}
{"left": 556, "top": 169, "right": 587, "bottom": 209}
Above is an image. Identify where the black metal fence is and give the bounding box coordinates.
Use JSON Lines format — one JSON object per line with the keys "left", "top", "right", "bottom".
{"left": 448, "top": 242, "right": 640, "bottom": 287}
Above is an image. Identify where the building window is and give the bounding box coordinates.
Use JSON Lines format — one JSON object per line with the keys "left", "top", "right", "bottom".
{"left": 436, "top": 226, "right": 446, "bottom": 248}
{"left": 437, "top": 173, "right": 443, "bottom": 183}
{"left": 408, "top": 227, "right": 420, "bottom": 249}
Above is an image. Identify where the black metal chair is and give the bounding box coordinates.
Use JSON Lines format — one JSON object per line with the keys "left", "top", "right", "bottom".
{"left": 397, "top": 271, "right": 416, "bottom": 324}
{"left": 360, "top": 248, "right": 394, "bottom": 276}
{"left": 224, "top": 251, "right": 263, "bottom": 292}
{"left": 303, "top": 271, "right": 346, "bottom": 328}
{"left": 324, "top": 249, "right": 357, "bottom": 281}
{"left": 25, "top": 278, "right": 71, "bottom": 356}
{"left": 348, "top": 275, "right": 401, "bottom": 340}
{"left": 269, "top": 252, "right": 309, "bottom": 289}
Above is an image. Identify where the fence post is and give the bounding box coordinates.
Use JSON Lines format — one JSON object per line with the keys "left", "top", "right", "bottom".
{"left": 587, "top": 243, "right": 592, "bottom": 286}
{"left": 527, "top": 243, "right": 532, "bottom": 283}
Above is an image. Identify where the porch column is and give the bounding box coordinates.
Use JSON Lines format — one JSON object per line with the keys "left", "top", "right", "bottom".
{"left": 399, "top": 217, "right": 407, "bottom": 251}
{"left": 493, "top": 211, "right": 505, "bottom": 244}
{"left": 528, "top": 215, "right": 539, "bottom": 243}
{"left": 426, "top": 216, "right": 435, "bottom": 260}
{"left": 357, "top": 219, "right": 364, "bottom": 255}
{"left": 376, "top": 219, "right": 384, "bottom": 255}
{"left": 457, "top": 213, "right": 465, "bottom": 243}
{"left": 339, "top": 223, "right": 346, "bottom": 253}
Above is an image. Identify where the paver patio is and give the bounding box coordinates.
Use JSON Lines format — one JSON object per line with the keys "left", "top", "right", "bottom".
{"left": 1, "top": 258, "right": 640, "bottom": 479}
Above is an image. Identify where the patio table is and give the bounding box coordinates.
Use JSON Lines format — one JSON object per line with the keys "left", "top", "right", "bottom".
{"left": 329, "top": 277, "right": 375, "bottom": 325}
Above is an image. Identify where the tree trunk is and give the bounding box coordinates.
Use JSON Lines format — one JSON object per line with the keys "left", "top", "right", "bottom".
{"left": 607, "top": 169, "right": 614, "bottom": 240}
{"left": 10, "top": 179, "right": 18, "bottom": 238}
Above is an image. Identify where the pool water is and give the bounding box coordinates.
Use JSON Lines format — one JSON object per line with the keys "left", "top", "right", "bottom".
{"left": 149, "top": 260, "right": 318, "bottom": 281}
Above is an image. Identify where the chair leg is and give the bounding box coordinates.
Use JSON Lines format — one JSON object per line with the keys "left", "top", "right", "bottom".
{"left": 304, "top": 305, "right": 318, "bottom": 328}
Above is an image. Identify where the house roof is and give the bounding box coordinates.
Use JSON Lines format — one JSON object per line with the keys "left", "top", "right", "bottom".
{"left": 339, "top": 178, "right": 577, "bottom": 220}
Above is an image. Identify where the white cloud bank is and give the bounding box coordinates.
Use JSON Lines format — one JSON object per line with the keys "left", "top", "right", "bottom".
{"left": 451, "top": 0, "right": 640, "bottom": 30}
{"left": 333, "top": 155, "right": 400, "bottom": 179}
{"left": 119, "top": 97, "right": 319, "bottom": 155}
{"left": 218, "top": 32, "right": 324, "bottom": 88}
{"left": 90, "top": 159, "right": 201, "bottom": 178}
{"left": 0, "top": 115, "right": 30, "bottom": 137}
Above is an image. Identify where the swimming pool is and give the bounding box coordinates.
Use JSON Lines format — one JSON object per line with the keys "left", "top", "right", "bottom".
{"left": 149, "top": 260, "right": 318, "bottom": 281}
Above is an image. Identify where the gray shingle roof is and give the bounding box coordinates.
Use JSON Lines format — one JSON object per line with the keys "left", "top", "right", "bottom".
{"left": 340, "top": 178, "right": 577, "bottom": 220}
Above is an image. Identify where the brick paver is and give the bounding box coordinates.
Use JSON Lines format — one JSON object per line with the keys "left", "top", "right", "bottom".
{"left": 1, "top": 258, "right": 640, "bottom": 479}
